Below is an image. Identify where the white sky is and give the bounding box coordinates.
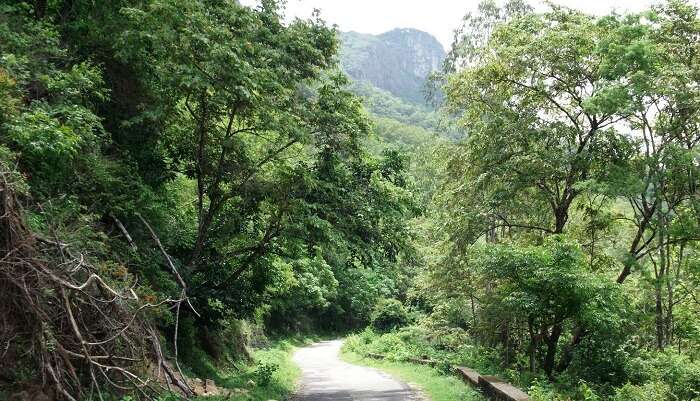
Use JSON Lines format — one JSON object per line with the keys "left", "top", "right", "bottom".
{"left": 240, "top": 0, "right": 699, "bottom": 50}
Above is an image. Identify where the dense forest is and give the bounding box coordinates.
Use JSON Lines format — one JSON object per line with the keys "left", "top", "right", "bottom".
{"left": 0, "top": 0, "right": 699, "bottom": 401}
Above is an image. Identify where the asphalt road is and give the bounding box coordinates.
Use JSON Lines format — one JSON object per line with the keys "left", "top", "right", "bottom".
{"left": 291, "top": 340, "right": 422, "bottom": 401}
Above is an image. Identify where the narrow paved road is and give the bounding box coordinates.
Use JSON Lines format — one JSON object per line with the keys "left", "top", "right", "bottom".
{"left": 292, "top": 340, "right": 422, "bottom": 401}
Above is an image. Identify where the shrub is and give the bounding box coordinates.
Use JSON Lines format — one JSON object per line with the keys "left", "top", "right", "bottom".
{"left": 255, "top": 361, "right": 279, "bottom": 386}
{"left": 626, "top": 351, "right": 700, "bottom": 400}
{"left": 370, "top": 298, "right": 410, "bottom": 332}
{"left": 610, "top": 382, "right": 671, "bottom": 401}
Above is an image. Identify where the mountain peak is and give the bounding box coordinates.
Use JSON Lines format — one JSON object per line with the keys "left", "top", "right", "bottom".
{"left": 339, "top": 29, "right": 446, "bottom": 105}
{"left": 380, "top": 28, "right": 445, "bottom": 51}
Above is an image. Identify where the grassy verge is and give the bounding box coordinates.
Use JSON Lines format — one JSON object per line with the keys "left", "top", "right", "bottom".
{"left": 340, "top": 348, "right": 486, "bottom": 401}
{"left": 190, "top": 336, "right": 314, "bottom": 401}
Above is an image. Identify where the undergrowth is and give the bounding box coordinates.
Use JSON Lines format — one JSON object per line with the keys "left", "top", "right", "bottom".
{"left": 343, "top": 327, "right": 700, "bottom": 401}
{"left": 191, "top": 336, "right": 316, "bottom": 401}
{"left": 340, "top": 341, "right": 485, "bottom": 401}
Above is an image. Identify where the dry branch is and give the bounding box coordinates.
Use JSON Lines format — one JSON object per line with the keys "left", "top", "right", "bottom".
{"left": 0, "top": 170, "right": 193, "bottom": 400}
{"left": 110, "top": 213, "right": 138, "bottom": 251}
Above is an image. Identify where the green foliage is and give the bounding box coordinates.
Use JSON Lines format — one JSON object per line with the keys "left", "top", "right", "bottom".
{"left": 255, "top": 361, "right": 279, "bottom": 386}
{"left": 476, "top": 237, "right": 599, "bottom": 323}
{"left": 0, "top": 0, "right": 419, "bottom": 398}
{"left": 111, "top": 0, "right": 418, "bottom": 328}
{"left": 349, "top": 81, "right": 442, "bottom": 132}
{"left": 0, "top": 4, "right": 110, "bottom": 195}
{"left": 625, "top": 351, "right": 700, "bottom": 400}
{"left": 418, "top": 1, "right": 700, "bottom": 400}
{"left": 186, "top": 339, "right": 304, "bottom": 401}
{"left": 341, "top": 347, "right": 485, "bottom": 401}
{"left": 370, "top": 298, "right": 410, "bottom": 332}
{"left": 609, "top": 382, "right": 671, "bottom": 401}
{"left": 3, "top": 0, "right": 700, "bottom": 400}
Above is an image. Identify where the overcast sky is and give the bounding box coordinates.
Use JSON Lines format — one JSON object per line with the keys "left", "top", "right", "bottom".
{"left": 240, "top": 0, "right": 699, "bottom": 50}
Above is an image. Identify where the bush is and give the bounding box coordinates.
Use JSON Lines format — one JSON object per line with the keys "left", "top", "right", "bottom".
{"left": 625, "top": 351, "right": 700, "bottom": 400}
{"left": 255, "top": 361, "right": 279, "bottom": 386}
{"left": 610, "top": 382, "right": 671, "bottom": 401}
{"left": 370, "top": 298, "right": 410, "bottom": 332}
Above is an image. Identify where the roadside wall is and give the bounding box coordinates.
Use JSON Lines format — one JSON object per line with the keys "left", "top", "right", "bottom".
{"left": 366, "top": 353, "right": 529, "bottom": 401}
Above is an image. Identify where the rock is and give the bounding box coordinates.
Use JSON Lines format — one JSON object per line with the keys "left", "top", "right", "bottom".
{"left": 204, "top": 378, "right": 220, "bottom": 396}
{"left": 190, "top": 378, "right": 206, "bottom": 396}
{"left": 339, "top": 29, "right": 445, "bottom": 104}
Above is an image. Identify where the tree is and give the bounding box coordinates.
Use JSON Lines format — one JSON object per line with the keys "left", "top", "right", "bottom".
{"left": 441, "top": 6, "right": 635, "bottom": 249}
{"left": 116, "top": 0, "right": 419, "bottom": 326}
{"left": 444, "top": 0, "right": 532, "bottom": 71}
{"left": 120, "top": 0, "right": 337, "bottom": 269}
{"left": 433, "top": 0, "right": 700, "bottom": 380}
{"left": 473, "top": 236, "right": 626, "bottom": 377}
{"left": 602, "top": 1, "right": 700, "bottom": 286}
{"left": 589, "top": 1, "right": 700, "bottom": 350}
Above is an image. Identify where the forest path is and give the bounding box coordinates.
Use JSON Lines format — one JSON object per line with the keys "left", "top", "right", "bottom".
{"left": 291, "top": 340, "right": 422, "bottom": 401}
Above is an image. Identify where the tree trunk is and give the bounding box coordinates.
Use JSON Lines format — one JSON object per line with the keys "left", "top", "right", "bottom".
{"left": 617, "top": 206, "right": 654, "bottom": 284}
{"left": 34, "top": 0, "right": 47, "bottom": 19}
{"left": 543, "top": 323, "right": 562, "bottom": 377}
{"left": 655, "top": 285, "right": 665, "bottom": 350}
{"left": 189, "top": 197, "right": 224, "bottom": 268}
{"left": 554, "top": 209, "right": 568, "bottom": 234}
{"left": 556, "top": 326, "right": 586, "bottom": 373}
{"left": 527, "top": 318, "right": 536, "bottom": 373}
{"left": 655, "top": 206, "right": 667, "bottom": 350}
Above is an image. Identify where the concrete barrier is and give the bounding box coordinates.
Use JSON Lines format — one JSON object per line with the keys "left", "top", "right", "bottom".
{"left": 478, "top": 375, "right": 504, "bottom": 396}
{"left": 361, "top": 352, "right": 529, "bottom": 401}
{"left": 455, "top": 366, "right": 481, "bottom": 386}
{"left": 478, "top": 375, "right": 529, "bottom": 401}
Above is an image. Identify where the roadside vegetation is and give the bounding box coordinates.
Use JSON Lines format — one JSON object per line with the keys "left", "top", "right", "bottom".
{"left": 338, "top": 1, "right": 695, "bottom": 401}
{"left": 189, "top": 338, "right": 305, "bottom": 401}
{"left": 395, "top": 1, "right": 700, "bottom": 400}
{"left": 341, "top": 341, "right": 485, "bottom": 401}
{"left": 117, "top": 337, "right": 304, "bottom": 401}
{"left": 0, "top": 0, "right": 416, "bottom": 399}
{"left": 1, "top": 0, "right": 700, "bottom": 400}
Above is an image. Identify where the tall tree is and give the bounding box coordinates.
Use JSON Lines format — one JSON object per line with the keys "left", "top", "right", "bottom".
{"left": 441, "top": 6, "right": 634, "bottom": 246}
{"left": 120, "top": 0, "right": 338, "bottom": 270}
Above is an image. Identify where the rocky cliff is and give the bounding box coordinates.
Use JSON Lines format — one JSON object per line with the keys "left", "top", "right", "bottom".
{"left": 339, "top": 28, "right": 445, "bottom": 105}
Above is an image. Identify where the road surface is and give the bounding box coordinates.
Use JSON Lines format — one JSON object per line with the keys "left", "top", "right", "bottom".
{"left": 292, "top": 340, "right": 422, "bottom": 401}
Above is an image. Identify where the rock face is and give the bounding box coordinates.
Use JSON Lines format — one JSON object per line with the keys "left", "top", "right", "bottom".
{"left": 339, "top": 28, "right": 445, "bottom": 105}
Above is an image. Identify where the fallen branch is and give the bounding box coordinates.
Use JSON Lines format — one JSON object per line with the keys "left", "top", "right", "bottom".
{"left": 135, "top": 212, "right": 197, "bottom": 395}
{"left": 110, "top": 213, "right": 138, "bottom": 251}
{"left": 0, "top": 168, "right": 191, "bottom": 400}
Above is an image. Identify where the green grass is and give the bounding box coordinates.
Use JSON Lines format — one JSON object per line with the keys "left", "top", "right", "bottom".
{"left": 191, "top": 337, "right": 314, "bottom": 401}
{"left": 340, "top": 349, "right": 486, "bottom": 401}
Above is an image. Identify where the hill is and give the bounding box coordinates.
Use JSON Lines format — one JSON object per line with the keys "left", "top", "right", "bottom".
{"left": 339, "top": 28, "right": 445, "bottom": 105}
